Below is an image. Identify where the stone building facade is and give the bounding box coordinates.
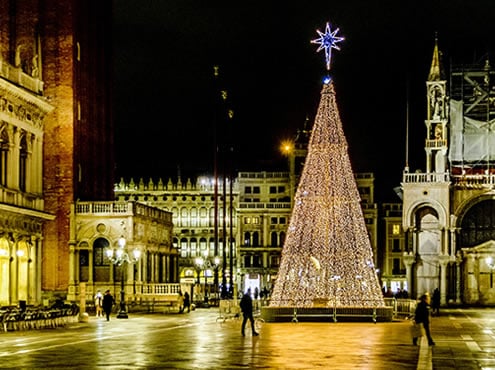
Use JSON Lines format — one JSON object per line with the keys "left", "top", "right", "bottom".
{"left": 401, "top": 39, "right": 495, "bottom": 305}
{"left": 114, "top": 170, "right": 379, "bottom": 300}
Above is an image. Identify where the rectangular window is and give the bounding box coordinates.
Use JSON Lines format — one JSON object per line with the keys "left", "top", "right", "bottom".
{"left": 392, "top": 258, "right": 401, "bottom": 275}
{"left": 244, "top": 217, "right": 251, "bottom": 224}
{"left": 269, "top": 186, "right": 277, "bottom": 194}
{"left": 392, "top": 239, "right": 401, "bottom": 252}
{"left": 278, "top": 186, "right": 285, "bottom": 193}
{"left": 245, "top": 186, "right": 252, "bottom": 194}
{"left": 279, "top": 217, "right": 286, "bottom": 224}
{"left": 271, "top": 217, "right": 278, "bottom": 224}
{"left": 253, "top": 255, "right": 261, "bottom": 267}
{"left": 270, "top": 255, "right": 280, "bottom": 268}
{"left": 253, "top": 186, "right": 260, "bottom": 194}
{"left": 244, "top": 255, "right": 251, "bottom": 267}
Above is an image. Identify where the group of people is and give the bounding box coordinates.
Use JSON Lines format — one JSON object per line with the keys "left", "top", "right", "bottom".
{"left": 94, "top": 289, "right": 115, "bottom": 321}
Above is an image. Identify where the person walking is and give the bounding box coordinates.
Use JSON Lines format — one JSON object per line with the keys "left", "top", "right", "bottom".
{"left": 183, "top": 292, "right": 191, "bottom": 313}
{"left": 102, "top": 290, "right": 114, "bottom": 321}
{"left": 413, "top": 293, "right": 435, "bottom": 346}
{"left": 240, "top": 288, "right": 259, "bottom": 337}
{"left": 432, "top": 288, "right": 440, "bottom": 316}
{"left": 178, "top": 291, "right": 184, "bottom": 313}
{"left": 94, "top": 290, "right": 103, "bottom": 318}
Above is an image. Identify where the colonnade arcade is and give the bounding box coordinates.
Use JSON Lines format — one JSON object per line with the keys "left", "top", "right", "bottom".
{"left": 403, "top": 197, "right": 495, "bottom": 306}
{"left": 69, "top": 237, "right": 178, "bottom": 301}
{"left": 0, "top": 231, "right": 42, "bottom": 306}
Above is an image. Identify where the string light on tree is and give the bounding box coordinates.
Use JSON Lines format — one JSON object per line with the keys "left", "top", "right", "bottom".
{"left": 269, "top": 21, "right": 384, "bottom": 309}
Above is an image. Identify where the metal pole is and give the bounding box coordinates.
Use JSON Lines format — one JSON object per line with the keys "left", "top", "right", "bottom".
{"left": 204, "top": 271, "right": 208, "bottom": 303}
{"left": 117, "top": 263, "right": 128, "bottom": 318}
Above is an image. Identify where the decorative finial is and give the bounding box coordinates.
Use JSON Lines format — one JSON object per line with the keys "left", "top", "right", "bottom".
{"left": 311, "top": 22, "right": 344, "bottom": 71}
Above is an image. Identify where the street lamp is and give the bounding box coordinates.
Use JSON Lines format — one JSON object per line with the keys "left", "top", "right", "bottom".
{"left": 195, "top": 254, "right": 221, "bottom": 306}
{"left": 106, "top": 236, "right": 141, "bottom": 318}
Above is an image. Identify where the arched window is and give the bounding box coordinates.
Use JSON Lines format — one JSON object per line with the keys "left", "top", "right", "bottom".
{"left": 180, "top": 238, "right": 188, "bottom": 257}
{"left": 280, "top": 231, "right": 286, "bottom": 246}
{"left": 271, "top": 232, "right": 278, "bottom": 247}
{"left": 200, "top": 207, "right": 208, "bottom": 227}
{"left": 244, "top": 232, "right": 250, "bottom": 246}
{"left": 190, "top": 238, "right": 197, "bottom": 256}
{"left": 190, "top": 207, "right": 198, "bottom": 227}
{"left": 180, "top": 207, "right": 188, "bottom": 227}
{"left": 93, "top": 238, "right": 110, "bottom": 282}
{"left": 199, "top": 237, "right": 207, "bottom": 255}
{"left": 252, "top": 231, "right": 259, "bottom": 247}
{"left": 209, "top": 208, "right": 215, "bottom": 227}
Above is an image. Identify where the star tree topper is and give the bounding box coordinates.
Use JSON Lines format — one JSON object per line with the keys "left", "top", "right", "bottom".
{"left": 311, "top": 22, "right": 344, "bottom": 71}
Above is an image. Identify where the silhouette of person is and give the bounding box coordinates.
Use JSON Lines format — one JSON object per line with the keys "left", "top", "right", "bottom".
{"left": 414, "top": 294, "right": 435, "bottom": 346}
{"left": 183, "top": 292, "right": 191, "bottom": 313}
{"left": 432, "top": 288, "right": 440, "bottom": 316}
{"left": 94, "top": 290, "right": 103, "bottom": 318}
{"left": 240, "top": 288, "right": 259, "bottom": 336}
{"left": 102, "top": 290, "right": 114, "bottom": 321}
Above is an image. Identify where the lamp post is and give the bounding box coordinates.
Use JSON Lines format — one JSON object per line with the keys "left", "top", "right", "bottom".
{"left": 195, "top": 254, "right": 220, "bottom": 306}
{"left": 106, "top": 235, "right": 141, "bottom": 319}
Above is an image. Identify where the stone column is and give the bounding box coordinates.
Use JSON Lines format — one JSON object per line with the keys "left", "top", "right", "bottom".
{"left": 88, "top": 249, "right": 94, "bottom": 283}
{"left": 403, "top": 252, "right": 416, "bottom": 296}
{"left": 438, "top": 254, "right": 450, "bottom": 306}
{"left": 465, "top": 253, "right": 479, "bottom": 304}
{"left": 455, "top": 252, "right": 462, "bottom": 304}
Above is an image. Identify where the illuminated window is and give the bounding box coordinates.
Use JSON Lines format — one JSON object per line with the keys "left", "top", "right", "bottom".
{"left": 392, "top": 224, "right": 401, "bottom": 235}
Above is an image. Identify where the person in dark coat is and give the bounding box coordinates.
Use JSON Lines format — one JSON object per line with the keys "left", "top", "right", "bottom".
{"left": 432, "top": 288, "right": 440, "bottom": 316}
{"left": 183, "top": 292, "right": 190, "bottom": 313}
{"left": 102, "top": 290, "right": 114, "bottom": 321}
{"left": 414, "top": 293, "right": 435, "bottom": 346}
{"left": 240, "top": 288, "right": 259, "bottom": 336}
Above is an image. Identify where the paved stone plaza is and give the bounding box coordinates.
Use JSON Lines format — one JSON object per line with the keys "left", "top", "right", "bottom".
{"left": 0, "top": 308, "right": 494, "bottom": 369}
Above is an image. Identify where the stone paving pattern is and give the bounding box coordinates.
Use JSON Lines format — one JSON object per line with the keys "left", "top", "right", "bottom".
{"left": 0, "top": 307, "right": 494, "bottom": 369}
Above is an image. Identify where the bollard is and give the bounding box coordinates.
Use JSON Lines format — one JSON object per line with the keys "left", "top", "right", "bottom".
{"left": 79, "top": 312, "right": 89, "bottom": 323}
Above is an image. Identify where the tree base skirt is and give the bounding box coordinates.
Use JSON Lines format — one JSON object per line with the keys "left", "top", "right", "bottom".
{"left": 261, "top": 306, "right": 393, "bottom": 322}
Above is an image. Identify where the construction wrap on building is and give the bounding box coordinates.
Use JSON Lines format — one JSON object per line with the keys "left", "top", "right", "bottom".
{"left": 449, "top": 99, "right": 495, "bottom": 164}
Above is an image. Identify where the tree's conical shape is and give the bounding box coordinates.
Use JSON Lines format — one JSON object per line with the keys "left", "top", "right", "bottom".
{"left": 270, "top": 80, "right": 384, "bottom": 308}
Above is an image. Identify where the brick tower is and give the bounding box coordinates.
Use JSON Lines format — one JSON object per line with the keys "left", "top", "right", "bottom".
{"left": 0, "top": 1, "right": 114, "bottom": 299}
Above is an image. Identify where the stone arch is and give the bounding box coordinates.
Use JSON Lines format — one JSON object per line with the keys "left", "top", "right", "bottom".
{"left": 403, "top": 199, "right": 448, "bottom": 231}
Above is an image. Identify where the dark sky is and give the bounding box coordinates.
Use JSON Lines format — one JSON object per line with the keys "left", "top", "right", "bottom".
{"left": 112, "top": 1, "right": 495, "bottom": 202}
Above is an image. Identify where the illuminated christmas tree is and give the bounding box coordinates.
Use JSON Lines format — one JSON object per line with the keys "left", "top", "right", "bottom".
{"left": 269, "top": 23, "right": 384, "bottom": 308}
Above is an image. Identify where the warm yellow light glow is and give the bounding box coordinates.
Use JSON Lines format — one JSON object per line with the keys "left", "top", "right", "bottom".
{"left": 270, "top": 81, "right": 384, "bottom": 309}
{"left": 280, "top": 140, "right": 294, "bottom": 156}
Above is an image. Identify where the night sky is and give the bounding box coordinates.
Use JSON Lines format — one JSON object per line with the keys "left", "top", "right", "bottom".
{"left": 112, "top": 1, "right": 495, "bottom": 202}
